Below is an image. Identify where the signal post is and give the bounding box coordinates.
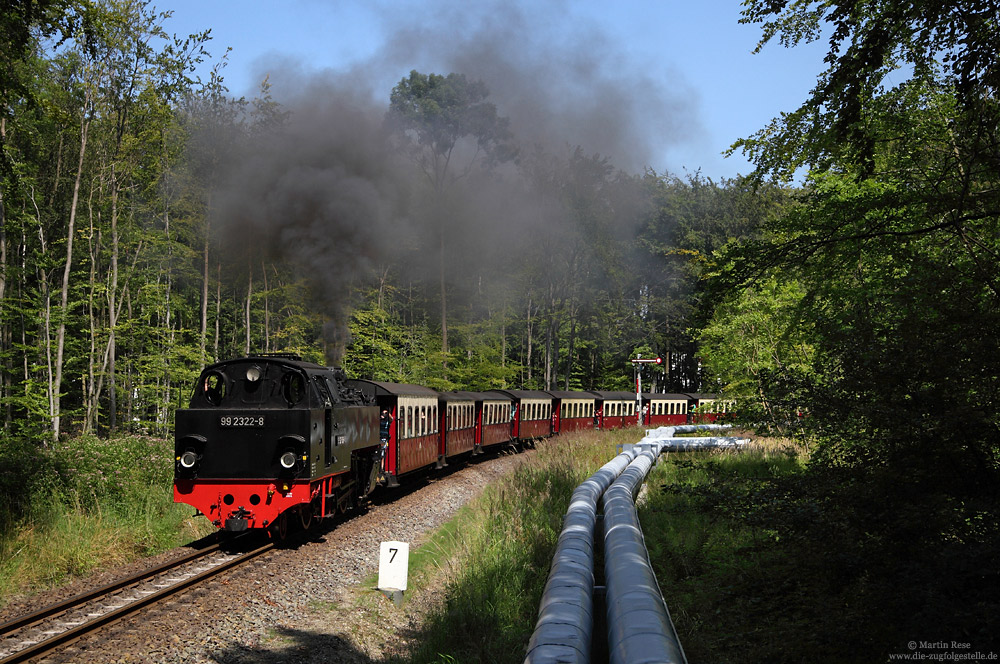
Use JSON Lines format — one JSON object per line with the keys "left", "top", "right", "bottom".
{"left": 631, "top": 355, "right": 663, "bottom": 425}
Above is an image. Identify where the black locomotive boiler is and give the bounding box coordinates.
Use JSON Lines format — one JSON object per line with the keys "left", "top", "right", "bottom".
{"left": 173, "top": 354, "right": 381, "bottom": 537}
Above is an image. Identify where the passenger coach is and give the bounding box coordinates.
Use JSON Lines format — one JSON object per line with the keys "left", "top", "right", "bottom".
{"left": 590, "top": 391, "right": 638, "bottom": 429}
{"left": 475, "top": 391, "right": 515, "bottom": 451}
{"left": 494, "top": 389, "right": 554, "bottom": 442}
{"left": 345, "top": 379, "right": 440, "bottom": 486}
{"left": 641, "top": 393, "right": 690, "bottom": 426}
{"left": 439, "top": 391, "right": 477, "bottom": 464}
{"left": 547, "top": 391, "right": 597, "bottom": 434}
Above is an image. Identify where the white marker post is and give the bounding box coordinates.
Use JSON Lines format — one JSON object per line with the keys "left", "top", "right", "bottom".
{"left": 377, "top": 541, "right": 409, "bottom": 606}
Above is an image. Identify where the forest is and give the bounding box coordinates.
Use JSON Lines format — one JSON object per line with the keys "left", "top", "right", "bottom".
{"left": 2, "top": 0, "right": 998, "bottom": 652}
{"left": 0, "top": 0, "right": 783, "bottom": 442}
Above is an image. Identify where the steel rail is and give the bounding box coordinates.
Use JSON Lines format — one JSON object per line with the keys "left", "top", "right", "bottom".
{"left": 0, "top": 541, "right": 223, "bottom": 637}
{"left": 0, "top": 540, "right": 273, "bottom": 664}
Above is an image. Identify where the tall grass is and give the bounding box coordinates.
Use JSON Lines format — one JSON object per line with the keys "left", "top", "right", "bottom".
{"left": 394, "top": 428, "right": 643, "bottom": 664}
{"left": 0, "top": 434, "right": 213, "bottom": 604}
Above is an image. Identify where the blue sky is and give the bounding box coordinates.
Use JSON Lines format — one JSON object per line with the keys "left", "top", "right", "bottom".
{"left": 160, "top": 0, "right": 829, "bottom": 180}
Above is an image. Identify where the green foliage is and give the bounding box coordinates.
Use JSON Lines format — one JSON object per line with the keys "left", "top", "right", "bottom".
{"left": 698, "top": 277, "right": 815, "bottom": 429}
{"left": 0, "top": 431, "right": 210, "bottom": 600}
{"left": 386, "top": 70, "right": 515, "bottom": 175}
{"left": 636, "top": 172, "right": 785, "bottom": 390}
{"left": 699, "top": 5, "right": 1000, "bottom": 654}
{"left": 642, "top": 446, "right": 999, "bottom": 661}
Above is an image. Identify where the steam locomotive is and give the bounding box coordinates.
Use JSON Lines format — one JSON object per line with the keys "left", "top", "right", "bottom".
{"left": 173, "top": 354, "right": 720, "bottom": 537}
{"left": 173, "top": 354, "right": 382, "bottom": 537}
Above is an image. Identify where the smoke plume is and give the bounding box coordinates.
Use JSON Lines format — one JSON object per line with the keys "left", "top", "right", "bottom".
{"left": 207, "top": 0, "right": 699, "bottom": 364}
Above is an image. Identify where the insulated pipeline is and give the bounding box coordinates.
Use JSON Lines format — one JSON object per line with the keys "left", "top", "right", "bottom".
{"left": 602, "top": 442, "right": 687, "bottom": 664}
{"left": 524, "top": 446, "right": 640, "bottom": 664}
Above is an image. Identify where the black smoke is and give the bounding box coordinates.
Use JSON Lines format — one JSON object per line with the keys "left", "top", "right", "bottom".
{"left": 207, "top": 0, "right": 700, "bottom": 364}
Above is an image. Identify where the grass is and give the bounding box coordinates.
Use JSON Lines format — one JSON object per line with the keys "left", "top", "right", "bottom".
{"left": 0, "top": 434, "right": 215, "bottom": 605}
{"left": 370, "top": 427, "right": 645, "bottom": 664}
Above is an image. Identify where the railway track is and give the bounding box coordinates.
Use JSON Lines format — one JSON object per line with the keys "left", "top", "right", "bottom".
{"left": 0, "top": 538, "right": 273, "bottom": 663}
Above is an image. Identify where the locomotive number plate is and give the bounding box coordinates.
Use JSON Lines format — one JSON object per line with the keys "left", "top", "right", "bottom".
{"left": 219, "top": 416, "right": 265, "bottom": 428}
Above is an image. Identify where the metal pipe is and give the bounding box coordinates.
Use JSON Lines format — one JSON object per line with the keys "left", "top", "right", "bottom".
{"left": 526, "top": 424, "right": 749, "bottom": 664}
{"left": 524, "top": 446, "right": 640, "bottom": 664}
{"left": 602, "top": 444, "right": 688, "bottom": 664}
{"left": 603, "top": 426, "right": 748, "bottom": 664}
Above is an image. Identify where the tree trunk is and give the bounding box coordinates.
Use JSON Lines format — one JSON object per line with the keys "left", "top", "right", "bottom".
{"left": 53, "top": 114, "right": 90, "bottom": 443}
{"left": 262, "top": 260, "right": 270, "bottom": 352}
{"left": 214, "top": 264, "right": 221, "bottom": 360}
{"left": 0, "top": 119, "right": 9, "bottom": 426}
{"left": 525, "top": 297, "right": 533, "bottom": 384}
{"left": 108, "top": 172, "right": 120, "bottom": 432}
{"left": 84, "top": 185, "right": 98, "bottom": 433}
{"left": 501, "top": 317, "right": 506, "bottom": 369}
{"left": 244, "top": 261, "right": 253, "bottom": 355}
{"left": 565, "top": 314, "right": 577, "bottom": 391}
{"left": 199, "top": 228, "right": 209, "bottom": 366}
{"left": 439, "top": 229, "right": 448, "bottom": 369}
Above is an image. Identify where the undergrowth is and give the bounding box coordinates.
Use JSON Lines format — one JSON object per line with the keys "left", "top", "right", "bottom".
{"left": 385, "top": 431, "right": 998, "bottom": 663}
{"left": 0, "top": 433, "right": 213, "bottom": 604}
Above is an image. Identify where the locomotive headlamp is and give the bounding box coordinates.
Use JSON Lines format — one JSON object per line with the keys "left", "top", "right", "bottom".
{"left": 246, "top": 365, "right": 262, "bottom": 382}
{"left": 179, "top": 450, "right": 198, "bottom": 469}
{"left": 280, "top": 451, "right": 297, "bottom": 469}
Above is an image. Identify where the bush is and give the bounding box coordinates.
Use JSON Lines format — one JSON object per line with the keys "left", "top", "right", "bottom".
{"left": 0, "top": 432, "right": 207, "bottom": 603}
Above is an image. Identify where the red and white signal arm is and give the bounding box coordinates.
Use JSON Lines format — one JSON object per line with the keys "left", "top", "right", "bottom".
{"left": 631, "top": 356, "right": 663, "bottom": 365}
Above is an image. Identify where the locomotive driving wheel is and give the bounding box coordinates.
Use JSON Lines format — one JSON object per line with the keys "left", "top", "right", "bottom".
{"left": 299, "top": 503, "right": 313, "bottom": 531}
{"left": 272, "top": 511, "right": 288, "bottom": 540}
